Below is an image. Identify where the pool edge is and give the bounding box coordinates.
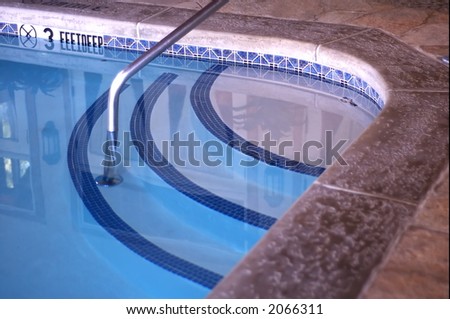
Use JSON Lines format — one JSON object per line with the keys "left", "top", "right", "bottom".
{"left": 1, "top": 1, "right": 448, "bottom": 299}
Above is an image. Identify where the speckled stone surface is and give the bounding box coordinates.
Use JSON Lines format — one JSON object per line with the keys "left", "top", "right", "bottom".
{"left": 127, "top": 0, "right": 450, "bottom": 59}
{"left": 361, "top": 167, "right": 449, "bottom": 298}
{"left": 318, "top": 91, "right": 449, "bottom": 204}
{"left": 18, "top": 1, "right": 164, "bottom": 21}
{"left": 209, "top": 185, "right": 416, "bottom": 298}
{"left": 12, "top": 0, "right": 449, "bottom": 59}
{"left": 318, "top": 29, "right": 449, "bottom": 91}
{"left": 416, "top": 169, "right": 449, "bottom": 233}
{"left": 137, "top": 8, "right": 369, "bottom": 62}
{"left": 140, "top": 7, "right": 369, "bottom": 43}
{"left": 362, "top": 228, "right": 449, "bottom": 298}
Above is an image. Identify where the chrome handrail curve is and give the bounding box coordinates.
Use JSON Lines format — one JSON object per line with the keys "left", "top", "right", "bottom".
{"left": 98, "top": 0, "right": 229, "bottom": 186}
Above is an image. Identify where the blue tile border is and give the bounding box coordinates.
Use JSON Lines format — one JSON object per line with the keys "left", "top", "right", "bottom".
{"left": 101, "top": 34, "right": 384, "bottom": 109}
{"left": 0, "top": 22, "right": 17, "bottom": 36}
{"left": 0, "top": 21, "right": 384, "bottom": 108}
{"left": 67, "top": 84, "right": 223, "bottom": 289}
{"left": 0, "top": 33, "right": 19, "bottom": 46}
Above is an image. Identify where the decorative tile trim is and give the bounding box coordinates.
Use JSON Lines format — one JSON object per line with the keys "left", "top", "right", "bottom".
{"left": 100, "top": 45, "right": 381, "bottom": 118}
{"left": 103, "top": 35, "right": 384, "bottom": 109}
{"left": 0, "top": 21, "right": 384, "bottom": 108}
{"left": 0, "top": 22, "right": 17, "bottom": 36}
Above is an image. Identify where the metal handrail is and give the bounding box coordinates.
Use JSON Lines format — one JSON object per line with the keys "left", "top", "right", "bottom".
{"left": 97, "top": 0, "right": 229, "bottom": 186}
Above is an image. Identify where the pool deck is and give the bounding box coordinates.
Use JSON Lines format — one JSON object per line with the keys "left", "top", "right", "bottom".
{"left": 1, "top": 0, "right": 448, "bottom": 298}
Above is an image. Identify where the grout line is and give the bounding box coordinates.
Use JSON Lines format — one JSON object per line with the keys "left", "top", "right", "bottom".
{"left": 136, "top": 6, "right": 173, "bottom": 39}
{"left": 357, "top": 191, "right": 427, "bottom": 298}
{"left": 410, "top": 224, "right": 449, "bottom": 235}
{"left": 357, "top": 164, "right": 449, "bottom": 298}
{"left": 357, "top": 219, "right": 411, "bottom": 298}
{"left": 387, "top": 88, "right": 449, "bottom": 93}
{"left": 315, "top": 28, "right": 373, "bottom": 61}
{"left": 410, "top": 165, "right": 449, "bottom": 236}
{"left": 358, "top": 219, "right": 448, "bottom": 298}
{"left": 315, "top": 182, "right": 418, "bottom": 207}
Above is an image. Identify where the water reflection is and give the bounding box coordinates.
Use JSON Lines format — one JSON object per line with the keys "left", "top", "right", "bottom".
{"left": 211, "top": 74, "right": 377, "bottom": 164}
{"left": 0, "top": 60, "right": 66, "bottom": 218}
{"left": 0, "top": 157, "right": 32, "bottom": 210}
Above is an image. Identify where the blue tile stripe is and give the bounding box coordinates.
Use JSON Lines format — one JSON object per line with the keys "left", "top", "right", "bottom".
{"left": 0, "top": 33, "right": 19, "bottom": 46}
{"left": 191, "top": 64, "right": 326, "bottom": 177}
{"left": 0, "top": 22, "right": 18, "bottom": 36}
{"left": 67, "top": 82, "right": 223, "bottom": 289}
{"left": 130, "top": 74, "right": 277, "bottom": 230}
{"left": 0, "top": 20, "right": 384, "bottom": 108}
{"left": 101, "top": 35, "right": 384, "bottom": 109}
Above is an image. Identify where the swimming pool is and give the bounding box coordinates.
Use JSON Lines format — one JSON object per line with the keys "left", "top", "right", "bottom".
{"left": 1, "top": 0, "right": 447, "bottom": 300}
{"left": 0, "top": 35, "right": 380, "bottom": 298}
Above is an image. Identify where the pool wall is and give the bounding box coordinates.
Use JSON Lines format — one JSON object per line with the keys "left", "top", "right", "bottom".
{"left": 1, "top": 1, "right": 448, "bottom": 298}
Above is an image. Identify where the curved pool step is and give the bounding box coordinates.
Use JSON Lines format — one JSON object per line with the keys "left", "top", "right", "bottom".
{"left": 91, "top": 177, "right": 246, "bottom": 275}
{"left": 130, "top": 73, "right": 277, "bottom": 230}
{"left": 191, "top": 64, "right": 325, "bottom": 177}
{"left": 151, "top": 92, "right": 317, "bottom": 219}
{"left": 150, "top": 66, "right": 317, "bottom": 219}
{"left": 68, "top": 80, "right": 223, "bottom": 289}
{"left": 111, "top": 168, "right": 266, "bottom": 252}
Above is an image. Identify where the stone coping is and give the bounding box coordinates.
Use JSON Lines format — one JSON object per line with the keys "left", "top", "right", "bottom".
{"left": 0, "top": 1, "right": 448, "bottom": 298}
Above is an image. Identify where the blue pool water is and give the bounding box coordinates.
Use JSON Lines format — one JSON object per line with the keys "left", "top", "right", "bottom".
{"left": 0, "top": 38, "right": 380, "bottom": 298}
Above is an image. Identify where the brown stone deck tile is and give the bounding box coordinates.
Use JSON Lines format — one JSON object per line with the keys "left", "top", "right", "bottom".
{"left": 416, "top": 169, "right": 449, "bottom": 233}
{"left": 209, "top": 185, "right": 415, "bottom": 299}
{"left": 363, "top": 227, "right": 449, "bottom": 298}
{"left": 313, "top": 92, "right": 449, "bottom": 205}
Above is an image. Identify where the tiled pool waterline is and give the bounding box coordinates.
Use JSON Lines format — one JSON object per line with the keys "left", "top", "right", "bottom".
{"left": 0, "top": 1, "right": 449, "bottom": 298}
